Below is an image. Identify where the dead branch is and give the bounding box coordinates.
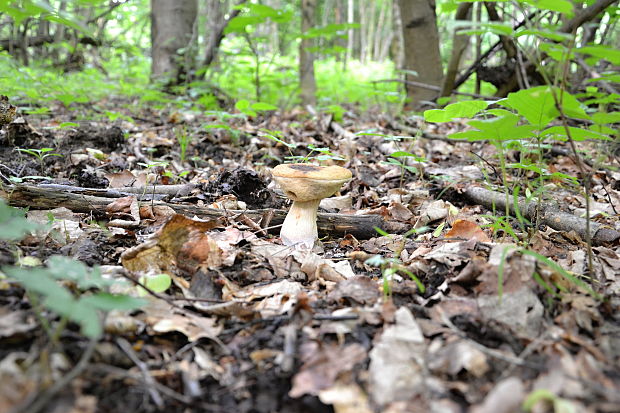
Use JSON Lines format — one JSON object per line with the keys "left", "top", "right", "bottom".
{"left": 1, "top": 183, "right": 396, "bottom": 239}
{"left": 463, "top": 186, "right": 619, "bottom": 245}
{"left": 453, "top": 11, "right": 538, "bottom": 90}
{"left": 559, "top": 0, "right": 619, "bottom": 34}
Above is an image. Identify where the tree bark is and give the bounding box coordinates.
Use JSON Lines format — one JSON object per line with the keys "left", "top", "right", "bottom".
{"left": 299, "top": 0, "right": 317, "bottom": 106}
{"left": 150, "top": 0, "right": 198, "bottom": 83}
{"left": 398, "top": 0, "right": 443, "bottom": 109}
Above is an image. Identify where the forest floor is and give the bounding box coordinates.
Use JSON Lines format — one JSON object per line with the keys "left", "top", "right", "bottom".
{"left": 0, "top": 97, "right": 619, "bottom": 413}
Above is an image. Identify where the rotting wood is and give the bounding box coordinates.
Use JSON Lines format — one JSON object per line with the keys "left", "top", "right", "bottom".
{"left": 1, "top": 184, "right": 399, "bottom": 240}
{"left": 463, "top": 186, "right": 620, "bottom": 245}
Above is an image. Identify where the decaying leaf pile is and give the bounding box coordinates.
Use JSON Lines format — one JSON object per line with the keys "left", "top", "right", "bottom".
{"left": 0, "top": 102, "right": 619, "bottom": 413}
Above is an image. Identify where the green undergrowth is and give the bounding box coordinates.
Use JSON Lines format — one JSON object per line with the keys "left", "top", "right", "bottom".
{"left": 1, "top": 50, "right": 404, "bottom": 114}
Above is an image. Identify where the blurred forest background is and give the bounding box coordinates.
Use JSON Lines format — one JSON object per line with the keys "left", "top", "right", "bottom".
{"left": 1, "top": 0, "right": 616, "bottom": 115}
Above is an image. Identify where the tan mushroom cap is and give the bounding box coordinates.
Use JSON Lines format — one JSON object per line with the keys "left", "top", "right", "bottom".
{"left": 272, "top": 163, "right": 352, "bottom": 202}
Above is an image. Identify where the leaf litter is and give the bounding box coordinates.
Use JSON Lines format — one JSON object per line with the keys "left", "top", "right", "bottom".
{"left": 0, "top": 104, "right": 619, "bottom": 413}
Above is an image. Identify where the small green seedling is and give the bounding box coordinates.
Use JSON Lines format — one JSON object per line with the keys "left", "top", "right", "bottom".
{"left": 17, "top": 147, "right": 62, "bottom": 173}
{"left": 175, "top": 126, "right": 191, "bottom": 163}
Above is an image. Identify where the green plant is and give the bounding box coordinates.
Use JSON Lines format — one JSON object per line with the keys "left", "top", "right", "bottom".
{"left": 523, "top": 389, "right": 577, "bottom": 413}
{"left": 4, "top": 256, "right": 145, "bottom": 339}
{"left": 358, "top": 132, "right": 426, "bottom": 189}
{"left": 17, "top": 147, "right": 63, "bottom": 173}
{"left": 0, "top": 201, "right": 145, "bottom": 339}
{"left": 365, "top": 226, "right": 428, "bottom": 297}
{"left": 260, "top": 130, "right": 346, "bottom": 164}
{"left": 0, "top": 200, "right": 39, "bottom": 241}
{"left": 175, "top": 126, "right": 191, "bottom": 163}
{"left": 235, "top": 99, "right": 278, "bottom": 117}
{"left": 225, "top": 3, "right": 294, "bottom": 102}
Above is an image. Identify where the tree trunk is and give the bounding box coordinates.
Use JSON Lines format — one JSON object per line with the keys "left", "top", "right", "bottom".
{"left": 390, "top": 0, "right": 404, "bottom": 68}
{"left": 150, "top": 0, "right": 198, "bottom": 83}
{"left": 299, "top": 0, "right": 317, "bottom": 106}
{"left": 345, "top": 0, "right": 354, "bottom": 66}
{"left": 440, "top": 3, "right": 472, "bottom": 97}
{"left": 373, "top": 0, "right": 387, "bottom": 61}
{"left": 398, "top": 0, "right": 443, "bottom": 109}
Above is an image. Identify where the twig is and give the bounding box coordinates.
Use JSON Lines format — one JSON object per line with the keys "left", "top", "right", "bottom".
{"left": 11, "top": 335, "right": 99, "bottom": 413}
{"left": 470, "top": 150, "right": 499, "bottom": 178}
{"left": 116, "top": 337, "right": 165, "bottom": 409}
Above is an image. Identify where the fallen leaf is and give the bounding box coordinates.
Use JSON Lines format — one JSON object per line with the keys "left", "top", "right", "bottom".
{"left": 445, "top": 219, "right": 490, "bottom": 242}
{"left": 289, "top": 342, "right": 366, "bottom": 398}
{"left": 368, "top": 306, "right": 426, "bottom": 407}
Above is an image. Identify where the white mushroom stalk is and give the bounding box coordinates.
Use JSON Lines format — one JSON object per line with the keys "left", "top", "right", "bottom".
{"left": 280, "top": 199, "right": 321, "bottom": 248}
{"left": 272, "top": 164, "right": 352, "bottom": 249}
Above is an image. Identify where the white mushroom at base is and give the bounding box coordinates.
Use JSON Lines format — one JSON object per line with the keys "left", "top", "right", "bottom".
{"left": 272, "top": 163, "right": 352, "bottom": 249}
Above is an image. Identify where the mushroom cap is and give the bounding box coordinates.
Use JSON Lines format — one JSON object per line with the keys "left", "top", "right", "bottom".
{"left": 272, "top": 163, "right": 352, "bottom": 202}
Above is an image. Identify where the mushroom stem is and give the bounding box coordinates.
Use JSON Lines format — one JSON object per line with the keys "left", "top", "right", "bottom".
{"left": 280, "top": 199, "right": 321, "bottom": 249}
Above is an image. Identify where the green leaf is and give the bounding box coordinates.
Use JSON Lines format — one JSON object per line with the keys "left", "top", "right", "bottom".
{"left": 556, "top": 90, "right": 589, "bottom": 120}
{"left": 576, "top": 45, "right": 620, "bottom": 65}
{"left": 516, "top": 29, "right": 571, "bottom": 42}
{"left": 45, "top": 256, "right": 113, "bottom": 289}
{"left": 373, "top": 226, "right": 390, "bottom": 237}
{"left": 235, "top": 99, "right": 257, "bottom": 117}
{"left": 592, "top": 111, "right": 620, "bottom": 125}
{"left": 139, "top": 273, "right": 172, "bottom": 295}
{"left": 518, "top": 249, "right": 599, "bottom": 299}
{"left": 225, "top": 15, "right": 266, "bottom": 33}
{"left": 81, "top": 293, "right": 146, "bottom": 311}
{"left": 541, "top": 126, "right": 610, "bottom": 141}
{"left": 251, "top": 102, "right": 278, "bottom": 111}
{"left": 504, "top": 86, "right": 557, "bottom": 129}
{"left": 59, "top": 121, "right": 79, "bottom": 128}
{"left": 203, "top": 124, "right": 232, "bottom": 131}
{"left": 389, "top": 151, "right": 416, "bottom": 157}
{"left": 424, "top": 100, "right": 488, "bottom": 123}
{"left": 521, "top": 0, "right": 574, "bottom": 15}
{"left": 0, "top": 201, "right": 39, "bottom": 241}
{"left": 450, "top": 109, "right": 535, "bottom": 142}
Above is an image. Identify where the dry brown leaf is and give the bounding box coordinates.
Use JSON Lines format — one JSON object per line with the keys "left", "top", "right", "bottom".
{"left": 327, "top": 277, "right": 380, "bottom": 305}
{"left": 122, "top": 214, "right": 224, "bottom": 271}
{"left": 369, "top": 307, "right": 426, "bottom": 407}
{"left": 105, "top": 170, "right": 138, "bottom": 188}
{"left": 289, "top": 342, "right": 366, "bottom": 398}
{"left": 445, "top": 219, "right": 490, "bottom": 242}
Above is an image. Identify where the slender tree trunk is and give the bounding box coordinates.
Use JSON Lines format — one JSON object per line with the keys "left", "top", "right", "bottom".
{"left": 440, "top": 3, "right": 472, "bottom": 97}
{"left": 300, "top": 0, "right": 317, "bottom": 106}
{"left": 359, "top": 0, "right": 367, "bottom": 62}
{"left": 345, "top": 0, "right": 354, "bottom": 67}
{"left": 474, "top": 2, "right": 482, "bottom": 95}
{"left": 151, "top": 0, "right": 198, "bottom": 83}
{"left": 398, "top": 0, "right": 443, "bottom": 109}
{"left": 202, "top": 0, "right": 245, "bottom": 71}
{"left": 373, "top": 0, "right": 387, "bottom": 61}
{"left": 391, "top": 0, "right": 404, "bottom": 70}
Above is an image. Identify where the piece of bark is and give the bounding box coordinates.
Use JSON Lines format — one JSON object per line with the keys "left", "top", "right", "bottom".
{"left": 1, "top": 184, "right": 396, "bottom": 240}
{"left": 463, "top": 186, "right": 619, "bottom": 245}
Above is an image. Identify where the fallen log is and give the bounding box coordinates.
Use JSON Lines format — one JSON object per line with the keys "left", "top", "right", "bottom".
{"left": 0, "top": 184, "right": 401, "bottom": 240}
{"left": 463, "top": 186, "right": 620, "bottom": 245}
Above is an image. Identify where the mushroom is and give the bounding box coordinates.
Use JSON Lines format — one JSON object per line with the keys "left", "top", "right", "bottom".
{"left": 272, "top": 163, "right": 352, "bottom": 249}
